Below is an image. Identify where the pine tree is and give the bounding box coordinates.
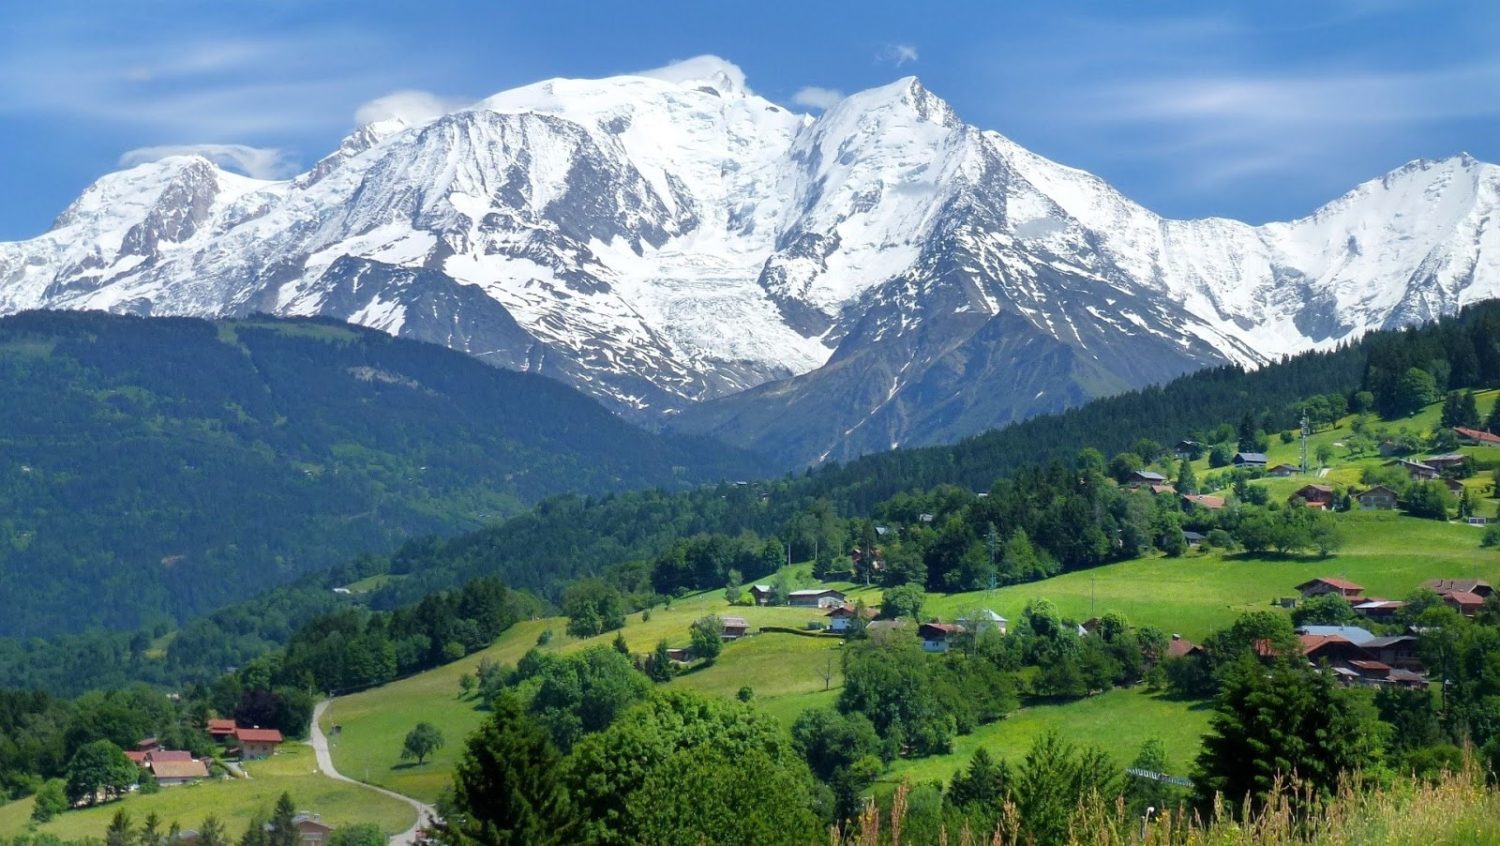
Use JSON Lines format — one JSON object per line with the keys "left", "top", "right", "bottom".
{"left": 198, "top": 817, "right": 229, "bottom": 846}
{"left": 1460, "top": 390, "right": 1481, "bottom": 428}
{"left": 105, "top": 811, "right": 133, "bottom": 846}
{"left": 437, "top": 692, "right": 572, "bottom": 846}
{"left": 948, "top": 746, "right": 1008, "bottom": 808}
{"left": 267, "top": 794, "right": 298, "bottom": 846}
{"left": 1175, "top": 459, "right": 1198, "bottom": 495}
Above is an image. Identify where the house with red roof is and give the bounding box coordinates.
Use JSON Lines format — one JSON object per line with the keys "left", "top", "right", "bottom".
{"left": 1454, "top": 427, "right": 1500, "bottom": 447}
{"left": 1295, "top": 577, "right": 1363, "bottom": 600}
{"left": 235, "top": 727, "right": 284, "bottom": 760}
{"left": 1181, "top": 494, "right": 1225, "bottom": 510}
{"left": 918, "top": 622, "right": 965, "bottom": 653}
{"left": 1290, "top": 484, "right": 1335, "bottom": 507}
{"left": 1442, "top": 591, "right": 1486, "bottom": 617}
{"left": 206, "top": 718, "right": 237, "bottom": 743}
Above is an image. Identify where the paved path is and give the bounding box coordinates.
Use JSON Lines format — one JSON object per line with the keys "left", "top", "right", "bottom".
{"left": 310, "top": 699, "right": 436, "bottom": 846}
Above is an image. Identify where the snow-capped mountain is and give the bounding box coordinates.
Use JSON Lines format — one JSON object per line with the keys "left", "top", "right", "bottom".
{"left": 2, "top": 56, "right": 1497, "bottom": 466}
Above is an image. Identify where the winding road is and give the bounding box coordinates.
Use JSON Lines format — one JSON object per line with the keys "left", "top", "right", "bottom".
{"left": 310, "top": 699, "right": 436, "bottom": 846}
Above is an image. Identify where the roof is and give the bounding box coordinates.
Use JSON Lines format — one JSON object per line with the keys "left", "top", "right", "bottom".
{"left": 719, "top": 616, "right": 749, "bottom": 629}
{"left": 1427, "top": 579, "right": 1492, "bottom": 594}
{"left": 1181, "top": 530, "right": 1206, "bottom": 541}
{"left": 749, "top": 584, "right": 772, "bottom": 592}
{"left": 1347, "top": 659, "right": 1392, "bottom": 673}
{"left": 1297, "top": 625, "right": 1375, "bottom": 645}
{"left": 292, "top": 816, "right": 333, "bottom": 833}
{"left": 961, "top": 609, "right": 1007, "bottom": 622}
{"left": 1299, "top": 634, "right": 1360, "bottom": 656}
{"left": 1167, "top": 636, "right": 1201, "bottom": 658}
{"left": 1148, "top": 483, "right": 1176, "bottom": 494}
{"left": 1353, "top": 600, "right": 1407, "bottom": 611}
{"left": 1234, "top": 452, "right": 1268, "bottom": 463}
{"left": 150, "top": 760, "right": 209, "bottom": 780}
{"left": 1443, "top": 591, "right": 1485, "bottom": 608}
{"left": 235, "top": 728, "right": 284, "bottom": 743}
{"left": 1130, "top": 470, "right": 1167, "bottom": 482}
{"left": 1386, "top": 668, "right": 1429, "bottom": 684}
{"left": 1358, "top": 485, "right": 1399, "bottom": 498}
{"left": 1363, "top": 635, "right": 1418, "bottom": 648}
{"left": 1454, "top": 426, "right": 1500, "bottom": 445}
{"left": 1182, "top": 494, "right": 1226, "bottom": 509}
{"left": 918, "top": 622, "right": 965, "bottom": 636}
{"left": 148, "top": 750, "right": 194, "bottom": 763}
{"left": 1423, "top": 453, "right": 1466, "bottom": 462}
{"left": 1294, "top": 484, "right": 1334, "bottom": 495}
{"left": 1269, "top": 463, "right": 1299, "bottom": 472}
{"left": 788, "top": 588, "right": 844, "bottom": 597}
{"left": 125, "top": 751, "right": 149, "bottom": 765}
{"left": 1391, "top": 458, "right": 1436, "bottom": 471}
{"left": 827, "top": 604, "right": 877, "bottom": 619}
{"left": 206, "top": 719, "right": 236, "bottom": 733}
{"left": 1295, "top": 577, "right": 1363, "bottom": 593}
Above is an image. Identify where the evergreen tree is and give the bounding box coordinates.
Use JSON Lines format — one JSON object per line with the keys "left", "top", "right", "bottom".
{"left": 105, "top": 811, "right": 134, "bottom": 846}
{"left": 267, "top": 793, "right": 298, "bottom": 846}
{"left": 1237, "top": 413, "right": 1259, "bottom": 452}
{"left": 140, "top": 812, "right": 166, "bottom": 846}
{"left": 1441, "top": 390, "right": 1466, "bottom": 428}
{"left": 1460, "top": 390, "right": 1481, "bottom": 428}
{"left": 1194, "top": 658, "right": 1382, "bottom": 812}
{"left": 238, "top": 815, "right": 270, "bottom": 846}
{"left": 198, "top": 817, "right": 230, "bottom": 846}
{"left": 948, "top": 746, "right": 1008, "bottom": 809}
{"left": 646, "top": 640, "right": 674, "bottom": 683}
{"left": 438, "top": 692, "right": 572, "bottom": 846}
{"left": 1175, "top": 458, "right": 1198, "bottom": 495}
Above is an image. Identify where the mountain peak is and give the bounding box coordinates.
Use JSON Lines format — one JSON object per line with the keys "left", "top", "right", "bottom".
{"left": 631, "top": 55, "right": 749, "bottom": 97}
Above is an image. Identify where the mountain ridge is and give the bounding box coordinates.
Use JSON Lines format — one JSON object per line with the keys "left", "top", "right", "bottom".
{"left": 2, "top": 56, "right": 1496, "bottom": 465}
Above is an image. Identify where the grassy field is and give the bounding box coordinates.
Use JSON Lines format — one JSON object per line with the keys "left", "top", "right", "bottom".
{"left": 0, "top": 744, "right": 414, "bottom": 840}
{"left": 316, "top": 390, "right": 1500, "bottom": 808}
{"left": 880, "top": 686, "right": 1213, "bottom": 790}
{"left": 927, "top": 510, "right": 1499, "bottom": 641}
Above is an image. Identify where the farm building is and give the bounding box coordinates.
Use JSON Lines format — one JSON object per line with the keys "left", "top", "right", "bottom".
{"left": 918, "top": 622, "right": 965, "bottom": 654}
{"left": 235, "top": 727, "right": 284, "bottom": 760}
{"left": 1290, "top": 484, "right": 1335, "bottom": 507}
{"left": 788, "top": 588, "right": 846, "bottom": 608}
{"left": 826, "top": 603, "right": 876, "bottom": 633}
{"left": 1295, "top": 577, "right": 1364, "bottom": 600}
{"left": 1232, "top": 452, "right": 1268, "bottom": 467}
{"left": 1356, "top": 485, "right": 1398, "bottom": 510}
{"left": 719, "top": 616, "right": 749, "bottom": 640}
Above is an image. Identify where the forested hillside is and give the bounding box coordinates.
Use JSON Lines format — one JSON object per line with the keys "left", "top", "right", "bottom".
{"left": 0, "top": 311, "right": 762, "bottom": 637}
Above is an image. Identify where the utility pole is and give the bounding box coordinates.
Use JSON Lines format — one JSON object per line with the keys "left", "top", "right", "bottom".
{"left": 1300, "top": 413, "right": 1311, "bottom": 474}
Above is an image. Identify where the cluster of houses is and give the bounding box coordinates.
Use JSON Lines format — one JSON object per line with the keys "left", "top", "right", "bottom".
{"left": 1226, "top": 575, "right": 1498, "bottom": 690}
{"left": 1296, "top": 576, "right": 1493, "bottom": 620}
{"left": 123, "top": 721, "right": 286, "bottom": 789}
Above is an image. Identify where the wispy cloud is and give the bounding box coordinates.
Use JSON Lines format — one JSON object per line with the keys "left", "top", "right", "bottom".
{"left": 0, "top": 24, "right": 404, "bottom": 141}
{"left": 791, "top": 86, "right": 844, "bottom": 110}
{"left": 877, "top": 43, "right": 919, "bottom": 67}
{"left": 354, "top": 90, "right": 470, "bottom": 126}
{"left": 118, "top": 144, "right": 300, "bottom": 179}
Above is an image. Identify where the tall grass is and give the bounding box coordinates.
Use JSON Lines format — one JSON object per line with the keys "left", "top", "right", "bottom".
{"left": 843, "top": 759, "right": 1500, "bottom": 846}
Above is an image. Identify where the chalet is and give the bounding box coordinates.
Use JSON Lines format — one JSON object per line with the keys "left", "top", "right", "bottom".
{"left": 234, "top": 728, "right": 284, "bottom": 760}
{"left": 1378, "top": 438, "right": 1403, "bottom": 458}
{"left": 1442, "top": 478, "right": 1466, "bottom": 496}
{"left": 1126, "top": 470, "right": 1168, "bottom": 486}
{"left": 665, "top": 646, "right": 694, "bottom": 662}
{"left": 1362, "top": 635, "right": 1423, "bottom": 671}
{"left": 147, "top": 750, "right": 195, "bottom": 764}
{"left": 1166, "top": 634, "right": 1203, "bottom": 658}
{"left": 1181, "top": 530, "right": 1206, "bottom": 547}
{"left": 1268, "top": 463, "right": 1300, "bottom": 477}
{"left": 291, "top": 815, "right": 334, "bottom": 846}
{"left": 1388, "top": 458, "right": 1438, "bottom": 481}
{"left": 1148, "top": 483, "right": 1177, "bottom": 496}
{"left": 918, "top": 622, "right": 965, "bottom": 653}
{"left": 1426, "top": 579, "right": 1494, "bottom": 598}
{"left": 1423, "top": 453, "right": 1468, "bottom": 470}
{"left": 1299, "top": 634, "right": 1374, "bottom": 664}
{"left": 1345, "top": 659, "right": 1395, "bottom": 683}
{"left": 864, "top": 619, "right": 909, "bottom": 646}
{"left": 1290, "top": 484, "right": 1336, "bottom": 507}
{"left": 748, "top": 584, "right": 774, "bottom": 606}
{"left": 1232, "top": 452, "right": 1268, "bottom": 467}
{"left": 1442, "top": 591, "right": 1486, "bottom": 617}
{"left": 125, "top": 751, "right": 149, "bottom": 766}
{"left": 1296, "top": 625, "right": 1375, "bottom": 645}
{"left": 720, "top": 616, "right": 750, "bottom": 640}
{"left": 207, "top": 718, "right": 237, "bottom": 744}
{"left": 1352, "top": 599, "right": 1407, "bottom": 622}
{"left": 150, "top": 759, "right": 209, "bottom": 787}
{"left": 826, "top": 603, "right": 876, "bottom": 633}
{"left": 957, "top": 609, "right": 1008, "bottom": 635}
{"left": 136, "top": 737, "right": 162, "bottom": 753}
{"left": 1385, "top": 668, "right": 1430, "bottom": 690}
{"left": 1174, "top": 440, "right": 1202, "bottom": 460}
{"left": 1454, "top": 426, "right": 1500, "bottom": 447}
{"left": 1294, "top": 577, "right": 1364, "bottom": 600}
{"left": 788, "top": 588, "right": 846, "bottom": 608}
{"left": 1357, "top": 485, "right": 1399, "bottom": 511}
{"left": 1182, "top": 494, "right": 1226, "bottom": 510}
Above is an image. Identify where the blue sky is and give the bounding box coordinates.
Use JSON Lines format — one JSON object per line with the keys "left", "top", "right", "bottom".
{"left": 1, "top": 0, "right": 1497, "bottom": 239}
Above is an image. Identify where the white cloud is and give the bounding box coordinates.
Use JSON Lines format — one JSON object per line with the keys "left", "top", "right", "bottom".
{"left": 354, "top": 89, "right": 469, "bottom": 126}
{"left": 877, "top": 44, "right": 919, "bottom": 67}
{"left": 118, "top": 144, "right": 299, "bottom": 179}
{"left": 791, "top": 86, "right": 844, "bottom": 110}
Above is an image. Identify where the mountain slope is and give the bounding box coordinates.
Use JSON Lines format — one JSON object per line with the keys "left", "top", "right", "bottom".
{"left": 2, "top": 57, "right": 1497, "bottom": 465}
{"left": 0, "top": 311, "right": 761, "bottom": 637}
